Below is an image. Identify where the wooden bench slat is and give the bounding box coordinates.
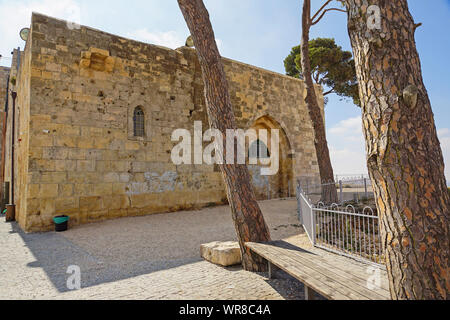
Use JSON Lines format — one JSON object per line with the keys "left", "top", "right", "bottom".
{"left": 261, "top": 241, "right": 390, "bottom": 298}
{"left": 310, "top": 247, "right": 391, "bottom": 291}
{"left": 248, "top": 243, "right": 372, "bottom": 300}
{"left": 253, "top": 243, "right": 382, "bottom": 300}
{"left": 246, "top": 242, "right": 391, "bottom": 300}
{"left": 257, "top": 250, "right": 357, "bottom": 300}
{"left": 259, "top": 243, "right": 389, "bottom": 300}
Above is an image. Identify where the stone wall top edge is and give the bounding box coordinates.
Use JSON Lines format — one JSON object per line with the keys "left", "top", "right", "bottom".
{"left": 30, "top": 12, "right": 319, "bottom": 91}
{"left": 31, "top": 12, "right": 182, "bottom": 56}
{"left": 178, "top": 46, "right": 311, "bottom": 87}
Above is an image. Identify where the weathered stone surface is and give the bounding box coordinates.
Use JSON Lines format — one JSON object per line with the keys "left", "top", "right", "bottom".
{"left": 1, "top": 13, "right": 322, "bottom": 232}
{"left": 0, "top": 67, "right": 10, "bottom": 190}
{"left": 201, "top": 241, "right": 242, "bottom": 267}
{"left": 0, "top": 67, "right": 9, "bottom": 109}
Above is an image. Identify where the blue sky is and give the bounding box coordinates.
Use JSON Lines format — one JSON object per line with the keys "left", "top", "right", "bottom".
{"left": 0, "top": 0, "right": 449, "bottom": 181}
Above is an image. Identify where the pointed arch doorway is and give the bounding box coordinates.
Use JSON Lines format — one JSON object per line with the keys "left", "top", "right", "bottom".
{"left": 247, "top": 116, "right": 294, "bottom": 200}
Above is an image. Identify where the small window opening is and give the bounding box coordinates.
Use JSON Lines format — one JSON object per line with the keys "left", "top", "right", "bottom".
{"left": 133, "top": 107, "right": 145, "bottom": 137}
{"left": 249, "top": 140, "right": 270, "bottom": 159}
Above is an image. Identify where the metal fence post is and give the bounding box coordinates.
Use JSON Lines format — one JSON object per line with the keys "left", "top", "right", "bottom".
{"left": 364, "top": 178, "right": 368, "bottom": 199}
{"left": 311, "top": 206, "right": 316, "bottom": 245}
{"left": 339, "top": 180, "right": 343, "bottom": 204}
{"left": 297, "top": 182, "right": 303, "bottom": 224}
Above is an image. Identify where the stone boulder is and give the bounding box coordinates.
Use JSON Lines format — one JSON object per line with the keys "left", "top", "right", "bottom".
{"left": 200, "top": 241, "right": 242, "bottom": 267}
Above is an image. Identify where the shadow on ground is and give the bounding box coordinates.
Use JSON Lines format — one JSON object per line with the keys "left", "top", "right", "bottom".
{"left": 264, "top": 269, "right": 327, "bottom": 300}
{"left": 11, "top": 199, "right": 304, "bottom": 295}
{"left": 10, "top": 222, "right": 202, "bottom": 293}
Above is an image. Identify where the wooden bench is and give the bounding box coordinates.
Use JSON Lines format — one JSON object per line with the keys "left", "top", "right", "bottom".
{"left": 246, "top": 241, "right": 391, "bottom": 300}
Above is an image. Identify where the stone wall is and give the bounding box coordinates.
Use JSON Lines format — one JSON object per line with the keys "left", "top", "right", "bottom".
{"left": 0, "top": 66, "right": 10, "bottom": 188}
{"left": 12, "top": 13, "right": 322, "bottom": 232}
{"left": 0, "top": 67, "right": 10, "bottom": 112}
{"left": 3, "top": 47, "right": 28, "bottom": 222}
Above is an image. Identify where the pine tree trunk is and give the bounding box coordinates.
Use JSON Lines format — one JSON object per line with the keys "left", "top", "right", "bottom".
{"left": 301, "top": 0, "right": 338, "bottom": 204}
{"left": 177, "top": 0, "right": 271, "bottom": 272}
{"left": 343, "top": 0, "right": 449, "bottom": 299}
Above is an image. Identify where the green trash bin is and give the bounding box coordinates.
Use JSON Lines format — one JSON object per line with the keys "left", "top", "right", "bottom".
{"left": 53, "top": 215, "right": 69, "bottom": 232}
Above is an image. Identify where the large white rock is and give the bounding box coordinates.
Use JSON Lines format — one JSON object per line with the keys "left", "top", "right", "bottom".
{"left": 200, "top": 241, "right": 242, "bottom": 267}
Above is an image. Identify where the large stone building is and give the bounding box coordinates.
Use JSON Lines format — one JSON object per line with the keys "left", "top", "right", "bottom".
{"left": 1, "top": 13, "right": 322, "bottom": 232}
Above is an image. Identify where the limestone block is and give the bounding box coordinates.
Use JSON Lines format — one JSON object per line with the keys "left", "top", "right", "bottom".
{"left": 112, "top": 183, "right": 127, "bottom": 195}
{"left": 46, "top": 62, "right": 61, "bottom": 72}
{"left": 74, "top": 184, "right": 94, "bottom": 197}
{"left": 81, "top": 51, "right": 91, "bottom": 59}
{"left": 90, "top": 47, "right": 110, "bottom": 57}
{"left": 40, "top": 198, "right": 55, "bottom": 215}
{"left": 39, "top": 184, "right": 59, "bottom": 198}
{"left": 80, "top": 196, "right": 103, "bottom": 211}
{"left": 200, "top": 242, "right": 242, "bottom": 267}
{"left": 28, "top": 184, "right": 40, "bottom": 199}
{"left": 93, "top": 183, "right": 113, "bottom": 196}
{"left": 55, "top": 197, "right": 78, "bottom": 212}
{"left": 56, "top": 45, "right": 68, "bottom": 52}
{"left": 103, "top": 195, "right": 130, "bottom": 210}
{"left": 104, "top": 57, "right": 116, "bottom": 72}
{"left": 59, "top": 184, "right": 74, "bottom": 197}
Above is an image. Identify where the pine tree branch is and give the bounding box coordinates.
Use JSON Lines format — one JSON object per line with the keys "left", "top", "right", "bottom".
{"left": 323, "top": 89, "right": 334, "bottom": 96}
{"left": 311, "top": 8, "right": 347, "bottom": 26}
{"left": 311, "top": 0, "right": 333, "bottom": 22}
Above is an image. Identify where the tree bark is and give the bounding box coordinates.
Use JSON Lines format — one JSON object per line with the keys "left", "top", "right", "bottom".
{"left": 343, "top": 0, "right": 449, "bottom": 300}
{"left": 301, "top": 0, "right": 338, "bottom": 204}
{"left": 177, "top": 0, "right": 271, "bottom": 272}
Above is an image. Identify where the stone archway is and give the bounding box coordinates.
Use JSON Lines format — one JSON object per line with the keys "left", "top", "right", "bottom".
{"left": 247, "top": 115, "right": 294, "bottom": 200}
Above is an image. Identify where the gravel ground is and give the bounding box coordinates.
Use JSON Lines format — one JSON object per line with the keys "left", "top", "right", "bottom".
{"left": 0, "top": 199, "right": 313, "bottom": 300}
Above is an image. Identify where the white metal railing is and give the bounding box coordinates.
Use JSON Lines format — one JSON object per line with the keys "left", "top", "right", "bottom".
{"left": 314, "top": 203, "right": 384, "bottom": 265}
{"left": 298, "top": 176, "right": 374, "bottom": 206}
{"left": 297, "top": 185, "right": 384, "bottom": 266}
{"left": 297, "top": 185, "right": 315, "bottom": 243}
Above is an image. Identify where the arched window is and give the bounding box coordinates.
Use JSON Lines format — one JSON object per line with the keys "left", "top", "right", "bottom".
{"left": 133, "top": 107, "right": 145, "bottom": 137}
{"left": 249, "top": 140, "right": 270, "bottom": 159}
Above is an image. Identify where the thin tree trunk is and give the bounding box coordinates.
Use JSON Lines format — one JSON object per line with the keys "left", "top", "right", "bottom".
{"left": 177, "top": 0, "right": 271, "bottom": 272}
{"left": 343, "top": 0, "right": 449, "bottom": 299}
{"left": 301, "top": 0, "right": 338, "bottom": 204}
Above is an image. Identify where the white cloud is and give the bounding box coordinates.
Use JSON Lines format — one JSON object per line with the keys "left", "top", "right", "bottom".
{"left": 0, "top": 0, "right": 82, "bottom": 66}
{"left": 438, "top": 128, "right": 450, "bottom": 184}
{"left": 0, "top": 0, "right": 224, "bottom": 66}
{"left": 327, "top": 116, "right": 368, "bottom": 175}
{"left": 127, "top": 29, "right": 185, "bottom": 49}
{"left": 127, "top": 29, "right": 223, "bottom": 51}
{"left": 438, "top": 128, "right": 450, "bottom": 137}
{"left": 329, "top": 147, "right": 368, "bottom": 175}
{"left": 327, "top": 118, "right": 450, "bottom": 183}
{"left": 329, "top": 117, "right": 362, "bottom": 136}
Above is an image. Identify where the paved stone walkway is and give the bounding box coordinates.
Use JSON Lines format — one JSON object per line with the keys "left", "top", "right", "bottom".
{"left": 0, "top": 199, "right": 311, "bottom": 300}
